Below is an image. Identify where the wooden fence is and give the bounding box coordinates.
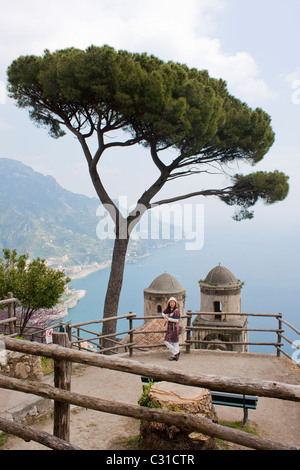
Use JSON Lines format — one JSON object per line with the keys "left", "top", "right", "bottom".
{"left": 62, "top": 311, "right": 300, "bottom": 363}
{"left": 0, "top": 293, "right": 60, "bottom": 342}
{"left": 1, "top": 291, "right": 299, "bottom": 361}
{"left": 0, "top": 333, "right": 300, "bottom": 451}
{"left": 1, "top": 295, "right": 299, "bottom": 365}
{"left": 184, "top": 311, "right": 300, "bottom": 360}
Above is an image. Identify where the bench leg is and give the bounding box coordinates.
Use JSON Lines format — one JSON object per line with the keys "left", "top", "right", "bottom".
{"left": 243, "top": 407, "right": 248, "bottom": 426}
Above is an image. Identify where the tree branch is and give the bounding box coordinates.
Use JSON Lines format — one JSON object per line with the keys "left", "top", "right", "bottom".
{"left": 81, "top": 108, "right": 96, "bottom": 138}
{"left": 104, "top": 137, "right": 140, "bottom": 150}
{"left": 167, "top": 168, "right": 222, "bottom": 181}
{"left": 150, "top": 187, "right": 234, "bottom": 207}
{"left": 150, "top": 142, "right": 167, "bottom": 172}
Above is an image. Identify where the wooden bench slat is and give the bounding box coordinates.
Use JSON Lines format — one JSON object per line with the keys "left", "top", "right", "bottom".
{"left": 211, "top": 392, "right": 258, "bottom": 407}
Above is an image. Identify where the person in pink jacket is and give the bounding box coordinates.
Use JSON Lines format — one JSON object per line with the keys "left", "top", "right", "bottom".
{"left": 162, "top": 297, "right": 180, "bottom": 361}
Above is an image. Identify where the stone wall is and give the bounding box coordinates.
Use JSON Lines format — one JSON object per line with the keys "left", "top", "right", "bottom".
{"left": 0, "top": 351, "right": 44, "bottom": 381}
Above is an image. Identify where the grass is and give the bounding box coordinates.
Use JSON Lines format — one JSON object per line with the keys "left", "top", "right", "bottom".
{"left": 0, "top": 432, "right": 8, "bottom": 447}
{"left": 118, "top": 435, "right": 143, "bottom": 450}
{"left": 40, "top": 356, "right": 54, "bottom": 375}
{"left": 216, "top": 420, "right": 260, "bottom": 450}
{"left": 220, "top": 420, "right": 259, "bottom": 435}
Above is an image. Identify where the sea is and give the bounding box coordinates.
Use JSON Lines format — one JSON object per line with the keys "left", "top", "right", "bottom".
{"left": 64, "top": 231, "right": 300, "bottom": 358}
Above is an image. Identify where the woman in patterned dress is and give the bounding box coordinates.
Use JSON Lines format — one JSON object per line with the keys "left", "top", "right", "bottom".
{"left": 162, "top": 297, "right": 180, "bottom": 361}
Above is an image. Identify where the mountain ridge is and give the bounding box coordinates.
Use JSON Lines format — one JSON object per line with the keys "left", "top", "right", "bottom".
{"left": 0, "top": 158, "right": 170, "bottom": 275}
{"left": 0, "top": 158, "right": 105, "bottom": 268}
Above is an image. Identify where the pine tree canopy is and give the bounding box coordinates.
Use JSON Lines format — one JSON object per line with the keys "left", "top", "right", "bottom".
{"left": 7, "top": 45, "right": 288, "bottom": 221}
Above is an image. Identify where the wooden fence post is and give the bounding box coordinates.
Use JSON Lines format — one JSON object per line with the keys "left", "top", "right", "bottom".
{"left": 65, "top": 323, "right": 72, "bottom": 343}
{"left": 277, "top": 313, "right": 283, "bottom": 357}
{"left": 77, "top": 328, "right": 81, "bottom": 350}
{"left": 7, "top": 293, "right": 15, "bottom": 335}
{"left": 128, "top": 312, "right": 134, "bottom": 357}
{"left": 186, "top": 311, "right": 192, "bottom": 354}
{"left": 53, "top": 332, "right": 72, "bottom": 442}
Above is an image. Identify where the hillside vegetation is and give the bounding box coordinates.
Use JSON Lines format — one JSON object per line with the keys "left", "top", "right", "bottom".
{"left": 0, "top": 158, "right": 158, "bottom": 272}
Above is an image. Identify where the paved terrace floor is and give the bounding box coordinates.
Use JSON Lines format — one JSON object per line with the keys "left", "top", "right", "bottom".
{"left": 0, "top": 349, "right": 299, "bottom": 450}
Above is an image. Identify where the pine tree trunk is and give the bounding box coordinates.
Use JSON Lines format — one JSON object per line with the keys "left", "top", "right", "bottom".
{"left": 101, "top": 236, "right": 129, "bottom": 350}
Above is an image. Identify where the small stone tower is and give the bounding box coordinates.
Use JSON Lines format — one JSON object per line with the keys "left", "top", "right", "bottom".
{"left": 192, "top": 265, "right": 248, "bottom": 352}
{"left": 144, "top": 272, "right": 186, "bottom": 321}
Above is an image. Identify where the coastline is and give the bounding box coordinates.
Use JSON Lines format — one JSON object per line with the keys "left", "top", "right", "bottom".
{"left": 66, "top": 261, "right": 111, "bottom": 280}
{"left": 51, "top": 241, "right": 178, "bottom": 318}
{"left": 52, "top": 241, "right": 178, "bottom": 281}
{"left": 46, "top": 288, "right": 87, "bottom": 322}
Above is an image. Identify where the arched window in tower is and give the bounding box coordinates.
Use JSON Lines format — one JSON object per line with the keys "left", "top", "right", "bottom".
{"left": 157, "top": 305, "right": 162, "bottom": 314}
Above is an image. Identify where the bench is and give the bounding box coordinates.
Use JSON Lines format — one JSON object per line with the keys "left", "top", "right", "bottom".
{"left": 141, "top": 376, "right": 258, "bottom": 425}
{"left": 210, "top": 391, "right": 258, "bottom": 425}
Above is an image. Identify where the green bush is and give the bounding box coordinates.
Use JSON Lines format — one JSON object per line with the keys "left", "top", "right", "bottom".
{"left": 138, "top": 382, "right": 161, "bottom": 409}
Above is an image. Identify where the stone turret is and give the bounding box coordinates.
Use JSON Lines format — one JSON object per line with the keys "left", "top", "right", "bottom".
{"left": 199, "top": 264, "right": 242, "bottom": 320}
{"left": 193, "top": 265, "right": 248, "bottom": 352}
{"left": 144, "top": 272, "right": 186, "bottom": 321}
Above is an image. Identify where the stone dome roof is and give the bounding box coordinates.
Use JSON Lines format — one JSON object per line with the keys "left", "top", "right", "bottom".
{"left": 144, "top": 273, "right": 185, "bottom": 294}
{"left": 202, "top": 265, "right": 241, "bottom": 287}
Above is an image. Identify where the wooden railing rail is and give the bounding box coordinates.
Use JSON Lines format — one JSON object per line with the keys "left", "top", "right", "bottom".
{"left": 0, "top": 294, "right": 19, "bottom": 306}
{"left": 282, "top": 319, "right": 300, "bottom": 335}
{"left": 0, "top": 417, "right": 81, "bottom": 450}
{"left": 0, "top": 317, "right": 17, "bottom": 327}
{"left": 69, "top": 313, "right": 136, "bottom": 329}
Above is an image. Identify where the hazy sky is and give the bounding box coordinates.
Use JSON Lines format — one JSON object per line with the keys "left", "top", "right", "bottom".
{"left": 0, "top": 0, "right": 299, "bottom": 235}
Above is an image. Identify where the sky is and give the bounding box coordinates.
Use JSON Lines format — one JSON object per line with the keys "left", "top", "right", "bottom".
{"left": 0, "top": 1, "right": 299, "bottom": 268}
